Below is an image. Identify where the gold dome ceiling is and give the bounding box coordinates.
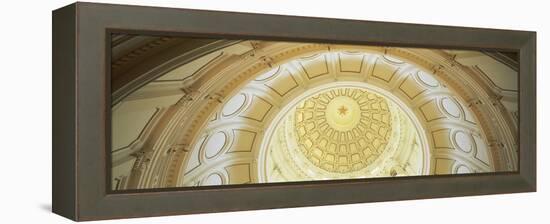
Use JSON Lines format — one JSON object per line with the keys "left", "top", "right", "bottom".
{"left": 294, "top": 88, "right": 392, "bottom": 173}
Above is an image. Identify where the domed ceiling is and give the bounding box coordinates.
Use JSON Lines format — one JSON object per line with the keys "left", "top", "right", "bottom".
{"left": 109, "top": 37, "right": 519, "bottom": 190}
{"left": 265, "top": 85, "right": 424, "bottom": 182}
{"left": 294, "top": 88, "right": 392, "bottom": 173}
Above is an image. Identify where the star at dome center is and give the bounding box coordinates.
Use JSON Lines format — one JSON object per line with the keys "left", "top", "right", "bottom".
{"left": 338, "top": 106, "right": 348, "bottom": 116}
{"left": 325, "top": 96, "right": 361, "bottom": 131}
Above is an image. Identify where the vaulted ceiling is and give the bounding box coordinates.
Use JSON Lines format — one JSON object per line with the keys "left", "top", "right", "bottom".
{"left": 110, "top": 36, "right": 518, "bottom": 190}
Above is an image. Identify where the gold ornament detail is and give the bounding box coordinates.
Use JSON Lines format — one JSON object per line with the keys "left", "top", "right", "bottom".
{"left": 294, "top": 88, "right": 392, "bottom": 173}
{"left": 338, "top": 106, "right": 348, "bottom": 116}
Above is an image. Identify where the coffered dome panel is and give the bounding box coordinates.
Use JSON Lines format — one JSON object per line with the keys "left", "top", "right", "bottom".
{"left": 416, "top": 70, "right": 439, "bottom": 87}
{"left": 294, "top": 88, "right": 392, "bottom": 173}
{"left": 202, "top": 173, "right": 223, "bottom": 186}
{"left": 204, "top": 132, "right": 227, "bottom": 159}
{"left": 222, "top": 93, "right": 247, "bottom": 117}
{"left": 454, "top": 131, "right": 473, "bottom": 153}
{"left": 441, "top": 97, "right": 462, "bottom": 118}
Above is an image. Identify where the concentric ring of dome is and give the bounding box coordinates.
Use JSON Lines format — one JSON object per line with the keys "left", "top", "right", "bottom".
{"left": 294, "top": 88, "right": 392, "bottom": 173}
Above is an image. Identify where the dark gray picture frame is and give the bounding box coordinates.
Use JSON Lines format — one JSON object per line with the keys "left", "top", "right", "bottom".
{"left": 52, "top": 2, "right": 536, "bottom": 221}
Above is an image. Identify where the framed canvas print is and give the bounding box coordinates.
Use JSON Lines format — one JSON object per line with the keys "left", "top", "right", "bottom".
{"left": 52, "top": 2, "right": 536, "bottom": 221}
